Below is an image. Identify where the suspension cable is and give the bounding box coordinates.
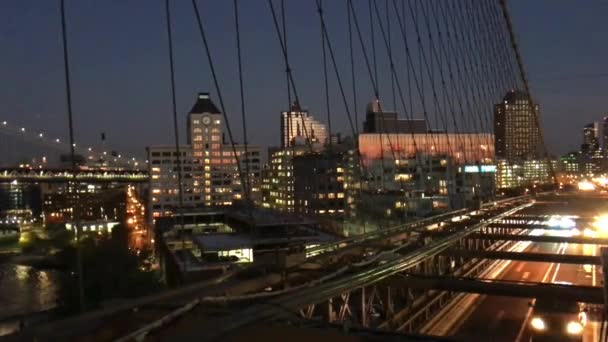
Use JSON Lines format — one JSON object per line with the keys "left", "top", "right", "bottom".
{"left": 319, "top": 0, "right": 332, "bottom": 150}
{"left": 498, "top": 0, "right": 557, "bottom": 186}
{"left": 191, "top": 0, "right": 248, "bottom": 203}
{"left": 59, "top": 0, "right": 85, "bottom": 313}
{"left": 348, "top": 1, "right": 401, "bottom": 181}
{"left": 267, "top": 0, "right": 312, "bottom": 151}
{"left": 368, "top": 0, "right": 378, "bottom": 94}
{"left": 165, "top": 0, "right": 186, "bottom": 248}
{"left": 418, "top": 0, "right": 477, "bottom": 163}
{"left": 280, "top": 0, "right": 293, "bottom": 149}
{"left": 391, "top": 0, "right": 439, "bottom": 160}
{"left": 233, "top": 0, "right": 251, "bottom": 205}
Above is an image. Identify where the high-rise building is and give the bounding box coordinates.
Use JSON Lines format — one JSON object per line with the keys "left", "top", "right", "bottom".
{"left": 148, "top": 93, "right": 261, "bottom": 221}
{"left": 280, "top": 103, "right": 327, "bottom": 148}
{"left": 363, "top": 99, "right": 427, "bottom": 134}
{"left": 602, "top": 117, "right": 608, "bottom": 156}
{"left": 494, "top": 90, "right": 541, "bottom": 160}
{"left": 581, "top": 122, "right": 600, "bottom": 155}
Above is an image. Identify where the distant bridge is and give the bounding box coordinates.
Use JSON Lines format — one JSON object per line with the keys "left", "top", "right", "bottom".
{"left": 0, "top": 168, "right": 148, "bottom": 183}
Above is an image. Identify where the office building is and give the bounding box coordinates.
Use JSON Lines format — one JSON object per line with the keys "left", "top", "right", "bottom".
{"left": 363, "top": 99, "right": 427, "bottom": 134}
{"left": 352, "top": 132, "right": 495, "bottom": 221}
{"left": 263, "top": 145, "right": 310, "bottom": 213}
{"left": 494, "top": 90, "right": 542, "bottom": 160}
{"left": 280, "top": 103, "right": 327, "bottom": 148}
{"left": 495, "top": 159, "right": 553, "bottom": 189}
{"left": 293, "top": 152, "right": 346, "bottom": 217}
{"left": 358, "top": 132, "right": 494, "bottom": 166}
{"left": 148, "top": 145, "right": 193, "bottom": 219}
{"left": 148, "top": 93, "right": 261, "bottom": 221}
{"left": 42, "top": 183, "right": 126, "bottom": 224}
{"left": 264, "top": 134, "right": 355, "bottom": 216}
{"left": 558, "top": 152, "right": 580, "bottom": 174}
{"left": 581, "top": 122, "right": 600, "bottom": 155}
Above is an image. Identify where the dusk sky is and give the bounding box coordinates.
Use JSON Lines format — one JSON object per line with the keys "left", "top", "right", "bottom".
{"left": 1, "top": 1, "right": 606, "bottom": 160}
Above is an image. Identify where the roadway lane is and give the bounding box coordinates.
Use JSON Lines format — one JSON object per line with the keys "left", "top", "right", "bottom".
{"left": 451, "top": 239, "right": 600, "bottom": 341}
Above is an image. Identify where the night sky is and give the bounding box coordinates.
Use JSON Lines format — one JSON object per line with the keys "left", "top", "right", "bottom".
{"left": 1, "top": 1, "right": 606, "bottom": 160}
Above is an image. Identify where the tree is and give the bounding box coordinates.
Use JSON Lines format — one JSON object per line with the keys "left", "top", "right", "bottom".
{"left": 57, "top": 225, "right": 163, "bottom": 314}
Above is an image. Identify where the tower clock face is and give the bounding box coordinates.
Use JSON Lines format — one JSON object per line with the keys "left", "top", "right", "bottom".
{"left": 202, "top": 116, "right": 211, "bottom": 125}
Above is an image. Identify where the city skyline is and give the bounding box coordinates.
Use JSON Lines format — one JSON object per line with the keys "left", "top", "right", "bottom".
{"left": 0, "top": 1, "right": 606, "bottom": 158}
{"left": 3, "top": 2, "right": 608, "bottom": 341}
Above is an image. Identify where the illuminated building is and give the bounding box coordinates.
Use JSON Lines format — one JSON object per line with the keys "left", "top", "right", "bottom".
{"left": 581, "top": 122, "right": 600, "bottom": 155}
{"left": 363, "top": 99, "right": 427, "bottom": 134}
{"left": 42, "top": 183, "right": 126, "bottom": 224}
{"left": 352, "top": 132, "right": 494, "bottom": 222}
{"left": 0, "top": 182, "right": 40, "bottom": 219}
{"left": 147, "top": 145, "right": 193, "bottom": 219}
{"left": 558, "top": 152, "right": 580, "bottom": 174}
{"left": 280, "top": 103, "right": 327, "bottom": 148}
{"left": 147, "top": 93, "right": 261, "bottom": 221}
{"left": 358, "top": 133, "right": 494, "bottom": 165}
{"left": 578, "top": 122, "right": 604, "bottom": 174}
{"left": 293, "top": 152, "right": 346, "bottom": 217}
{"left": 496, "top": 159, "right": 553, "bottom": 189}
{"left": 494, "top": 90, "right": 542, "bottom": 160}
{"left": 265, "top": 134, "right": 354, "bottom": 216}
{"left": 155, "top": 208, "right": 336, "bottom": 285}
{"left": 263, "top": 145, "right": 310, "bottom": 212}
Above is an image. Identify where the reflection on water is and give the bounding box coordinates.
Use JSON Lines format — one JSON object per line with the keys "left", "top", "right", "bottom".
{"left": 0, "top": 262, "right": 61, "bottom": 336}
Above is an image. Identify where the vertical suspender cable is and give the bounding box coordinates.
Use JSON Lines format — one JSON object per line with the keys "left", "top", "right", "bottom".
{"left": 164, "top": 0, "right": 186, "bottom": 251}
{"left": 59, "top": 0, "right": 85, "bottom": 313}
{"left": 319, "top": 0, "right": 332, "bottom": 149}
{"left": 368, "top": 0, "right": 378, "bottom": 94}
{"left": 191, "top": 0, "right": 248, "bottom": 205}
{"left": 233, "top": 0, "right": 252, "bottom": 206}
{"left": 267, "top": 0, "right": 312, "bottom": 151}
{"left": 280, "top": 0, "right": 293, "bottom": 149}
{"left": 347, "top": 0, "right": 359, "bottom": 135}
{"left": 386, "top": 0, "right": 396, "bottom": 112}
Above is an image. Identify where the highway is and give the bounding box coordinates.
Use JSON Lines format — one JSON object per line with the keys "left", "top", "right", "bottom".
{"left": 424, "top": 193, "right": 606, "bottom": 342}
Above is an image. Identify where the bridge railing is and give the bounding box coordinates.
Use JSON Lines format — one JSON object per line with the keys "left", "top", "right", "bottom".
{"left": 306, "top": 195, "right": 532, "bottom": 258}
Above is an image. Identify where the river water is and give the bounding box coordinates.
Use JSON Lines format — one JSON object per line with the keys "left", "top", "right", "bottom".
{"left": 0, "top": 262, "right": 61, "bottom": 336}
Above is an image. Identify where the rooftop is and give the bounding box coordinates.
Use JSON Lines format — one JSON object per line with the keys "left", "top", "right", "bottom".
{"left": 189, "top": 92, "right": 221, "bottom": 114}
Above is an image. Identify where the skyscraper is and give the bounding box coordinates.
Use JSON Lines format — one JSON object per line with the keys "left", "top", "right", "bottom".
{"left": 581, "top": 122, "right": 599, "bottom": 155}
{"left": 280, "top": 102, "right": 327, "bottom": 148}
{"left": 494, "top": 90, "right": 541, "bottom": 160}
